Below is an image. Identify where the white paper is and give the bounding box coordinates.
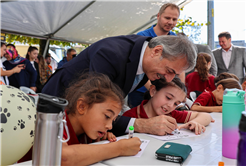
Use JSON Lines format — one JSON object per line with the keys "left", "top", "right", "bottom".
{"left": 90, "top": 162, "right": 108, "bottom": 166}
{"left": 146, "top": 129, "right": 200, "bottom": 141}
{"left": 103, "top": 136, "right": 150, "bottom": 157}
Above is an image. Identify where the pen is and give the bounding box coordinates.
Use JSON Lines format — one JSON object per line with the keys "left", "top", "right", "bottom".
{"left": 174, "top": 128, "right": 180, "bottom": 134}
{"left": 128, "top": 126, "right": 134, "bottom": 139}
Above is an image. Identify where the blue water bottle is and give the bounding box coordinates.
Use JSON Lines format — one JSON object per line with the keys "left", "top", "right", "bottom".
{"left": 237, "top": 111, "right": 246, "bottom": 166}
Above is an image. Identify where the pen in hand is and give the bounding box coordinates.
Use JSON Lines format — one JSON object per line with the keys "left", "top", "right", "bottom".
{"left": 128, "top": 126, "right": 134, "bottom": 139}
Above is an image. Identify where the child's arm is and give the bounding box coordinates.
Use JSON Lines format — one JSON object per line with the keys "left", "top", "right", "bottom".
{"left": 188, "top": 111, "right": 214, "bottom": 126}
{"left": 178, "top": 111, "right": 214, "bottom": 135}
{"left": 191, "top": 104, "right": 222, "bottom": 113}
{"left": 61, "top": 137, "right": 141, "bottom": 166}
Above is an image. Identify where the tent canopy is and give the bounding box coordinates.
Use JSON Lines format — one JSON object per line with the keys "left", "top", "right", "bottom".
{"left": 1, "top": 0, "right": 192, "bottom": 44}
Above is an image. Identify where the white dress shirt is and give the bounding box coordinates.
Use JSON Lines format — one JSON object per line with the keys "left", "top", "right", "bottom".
{"left": 125, "top": 41, "right": 149, "bottom": 133}
{"left": 222, "top": 46, "right": 232, "bottom": 69}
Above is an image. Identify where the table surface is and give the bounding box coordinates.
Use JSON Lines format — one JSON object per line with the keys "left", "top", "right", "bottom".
{"left": 99, "top": 113, "right": 236, "bottom": 166}
{"left": 14, "top": 113, "right": 236, "bottom": 166}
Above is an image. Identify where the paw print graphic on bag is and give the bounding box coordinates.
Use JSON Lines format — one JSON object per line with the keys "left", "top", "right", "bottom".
{"left": 0, "top": 85, "right": 36, "bottom": 165}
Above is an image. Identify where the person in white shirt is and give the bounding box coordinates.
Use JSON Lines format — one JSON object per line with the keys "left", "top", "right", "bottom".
{"left": 213, "top": 32, "right": 246, "bottom": 83}
{"left": 0, "top": 42, "right": 24, "bottom": 85}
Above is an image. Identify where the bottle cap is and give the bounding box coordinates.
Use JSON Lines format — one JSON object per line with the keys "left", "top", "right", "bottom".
{"left": 218, "top": 161, "right": 224, "bottom": 166}
{"left": 37, "top": 93, "right": 68, "bottom": 113}
{"left": 223, "top": 88, "right": 245, "bottom": 104}
{"left": 129, "top": 126, "right": 134, "bottom": 131}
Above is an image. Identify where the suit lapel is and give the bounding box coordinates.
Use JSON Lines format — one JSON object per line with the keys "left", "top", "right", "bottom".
{"left": 228, "top": 46, "right": 235, "bottom": 69}
{"left": 123, "top": 37, "right": 151, "bottom": 95}
{"left": 218, "top": 48, "right": 227, "bottom": 69}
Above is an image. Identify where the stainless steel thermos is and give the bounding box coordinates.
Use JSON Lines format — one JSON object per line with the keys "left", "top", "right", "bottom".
{"left": 32, "top": 93, "right": 69, "bottom": 166}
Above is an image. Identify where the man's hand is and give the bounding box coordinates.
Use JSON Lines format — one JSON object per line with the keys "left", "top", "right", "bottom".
{"left": 134, "top": 115, "right": 177, "bottom": 135}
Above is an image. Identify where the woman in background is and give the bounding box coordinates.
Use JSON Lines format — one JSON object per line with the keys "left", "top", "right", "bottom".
{"left": 35, "top": 55, "right": 52, "bottom": 92}
{"left": 185, "top": 52, "right": 216, "bottom": 99}
{"left": 3, "top": 44, "right": 37, "bottom": 91}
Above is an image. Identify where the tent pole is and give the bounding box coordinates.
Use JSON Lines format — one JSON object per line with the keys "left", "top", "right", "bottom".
{"left": 43, "top": 39, "right": 50, "bottom": 58}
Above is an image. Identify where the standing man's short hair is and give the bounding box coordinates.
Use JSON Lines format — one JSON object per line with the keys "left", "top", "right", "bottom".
{"left": 159, "top": 3, "right": 180, "bottom": 16}
{"left": 218, "top": 32, "right": 231, "bottom": 39}
{"left": 67, "top": 48, "right": 76, "bottom": 56}
{"left": 45, "top": 53, "right": 51, "bottom": 59}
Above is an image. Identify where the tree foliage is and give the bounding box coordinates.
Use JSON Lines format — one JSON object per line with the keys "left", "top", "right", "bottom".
{"left": 5, "top": 34, "right": 89, "bottom": 48}
{"left": 172, "top": 7, "right": 210, "bottom": 43}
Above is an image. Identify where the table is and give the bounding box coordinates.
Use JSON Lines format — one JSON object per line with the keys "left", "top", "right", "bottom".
{"left": 14, "top": 113, "right": 236, "bottom": 166}
{"left": 99, "top": 113, "right": 236, "bottom": 166}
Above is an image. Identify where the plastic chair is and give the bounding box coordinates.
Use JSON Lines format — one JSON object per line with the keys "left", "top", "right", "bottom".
{"left": 190, "top": 91, "right": 197, "bottom": 102}
{"left": 185, "top": 98, "right": 193, "bottom": 109}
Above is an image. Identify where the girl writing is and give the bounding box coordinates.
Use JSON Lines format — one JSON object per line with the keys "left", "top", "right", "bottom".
{"left": 185, "top": 52, "right": 216, "bottom": 98}
{"left": 19, "top": 73, "right": 141, "bottom": 165}
{"left": 61, "top": 73, "right": 141, "bottom": 165}
{"left": 123, "top": 77, "right": 213, "bottom": 135}
{"left": 191, "top": 78, "right": 242, "bottom": 113}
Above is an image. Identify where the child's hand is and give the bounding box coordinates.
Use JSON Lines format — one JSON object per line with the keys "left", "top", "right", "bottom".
{"left": 96, "top": 132, "right": 117, "bottom": 142}
{"left": 178, "top": 121, "right": 206, "bottom": 135}
{"left": 117, "top": 137, "right": 141, "bottom": 156}
{"left": 106, "top": 132, "right": 117, "bottom": 142}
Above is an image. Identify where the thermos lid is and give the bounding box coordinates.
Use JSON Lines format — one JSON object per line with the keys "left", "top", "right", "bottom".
{"left": 239, "top": 111, "right": 246, "bottom": 132}
{"left": 37, "top": 93, "right": 68, "bottom": 113}
{"left": 223, "top": 88, "right": 245, "bottom": 104}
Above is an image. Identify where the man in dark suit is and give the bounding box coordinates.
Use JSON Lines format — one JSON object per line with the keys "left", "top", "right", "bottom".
{"left": 213, "top": 32, "right": 246, "bottom": 83}
{"left": 42, "top": 34, "right": 197, "bottom": 136}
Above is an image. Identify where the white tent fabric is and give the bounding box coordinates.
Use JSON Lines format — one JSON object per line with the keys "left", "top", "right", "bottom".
{"left": 1, "top": 0, "right": 191, "bottom": 44}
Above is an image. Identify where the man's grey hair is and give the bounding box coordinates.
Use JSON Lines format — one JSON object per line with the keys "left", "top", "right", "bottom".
{"left": 148, "top": 35, "right": 197, "bottom": 72}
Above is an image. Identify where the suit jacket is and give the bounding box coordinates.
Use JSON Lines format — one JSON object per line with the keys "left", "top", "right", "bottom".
{"left": 42, "top": 35, "right": 152, "bottom": 136}
{"left": 186, "top": 44, "right": 217, "bottom": 76}
{"left": 213, "top": 46, "right": 246, "bottom": 83}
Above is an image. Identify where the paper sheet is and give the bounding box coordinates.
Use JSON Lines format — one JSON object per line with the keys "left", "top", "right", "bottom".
{"left": 146, "top": 129, "right": 200, "bottom": 141}
{"left": 103, "top": 136, "right": 150, "bottom": 157}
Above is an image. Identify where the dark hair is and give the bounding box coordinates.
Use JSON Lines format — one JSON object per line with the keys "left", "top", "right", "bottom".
{"left": 67, "top": 48, "right": 76, "bottom": 55}
{"left": 214, "top": 72, "right": 239, "bottom": 84}
{"left": 26, "top": 46, "right": 38, "bottom": 60}
{"left": 65, "top": 72, "right": 124, "bottom": 115}
{"left": 45, "top": 53, "right": 51, "bottom": 59}
{"left": 159, "top": 3, "right": 180, "bottom": 16}
{"left": 6, "top": 43, "right": 16, "bottom": 48}
{"left": 216, "top": 78, "right": 242, "bottom": 90}
{"left": 1, "top": 42, "right": 6, "bottom": 47}
{"left": 144, "top": 77, "right": 187, "bottom": 100}
{"left": 218, "top": 32, "right": 231, "bottom": 39}
{"left": 195, "top": 52, "right": 211, "bottom": 82}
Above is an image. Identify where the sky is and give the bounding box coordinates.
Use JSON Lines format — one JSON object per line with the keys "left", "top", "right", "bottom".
{"left": 180, "top": 0, "right": 246, "bottom": 44}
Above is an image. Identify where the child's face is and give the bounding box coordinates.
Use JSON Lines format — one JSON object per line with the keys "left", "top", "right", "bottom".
{"left": 215, "top": 88, "right": 224, "bottom": 105}
{"left": 150, "top": 86, "right": 186, "bottom": 115}
{"left": 80, "top": 98, "right": 121, "bottom": 140}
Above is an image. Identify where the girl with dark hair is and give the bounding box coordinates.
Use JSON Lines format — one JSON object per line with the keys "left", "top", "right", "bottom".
{"left": 19, "top": 73, "right": 141, "bottom": 165}
{"left": 26, "top": 46, "right": 38, "bottom": 69}
{"left": 123, "top": 77, "right": 213, "bottom": 135}
{"left": 3, "top": 44, "right": 37, "bottom": 91}
{"left": 214, "top": 72, "right": 239, "bottom": 84}
{"left": 185, "top": 52, "right": 216, "bottom": 98}
{"left": 191, "top": 78, "right": 242, "bottom": 113}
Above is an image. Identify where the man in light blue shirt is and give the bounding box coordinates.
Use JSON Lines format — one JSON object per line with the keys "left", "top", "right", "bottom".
{"left": 128, "top": 3, "right": 180, "bottom": 108}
